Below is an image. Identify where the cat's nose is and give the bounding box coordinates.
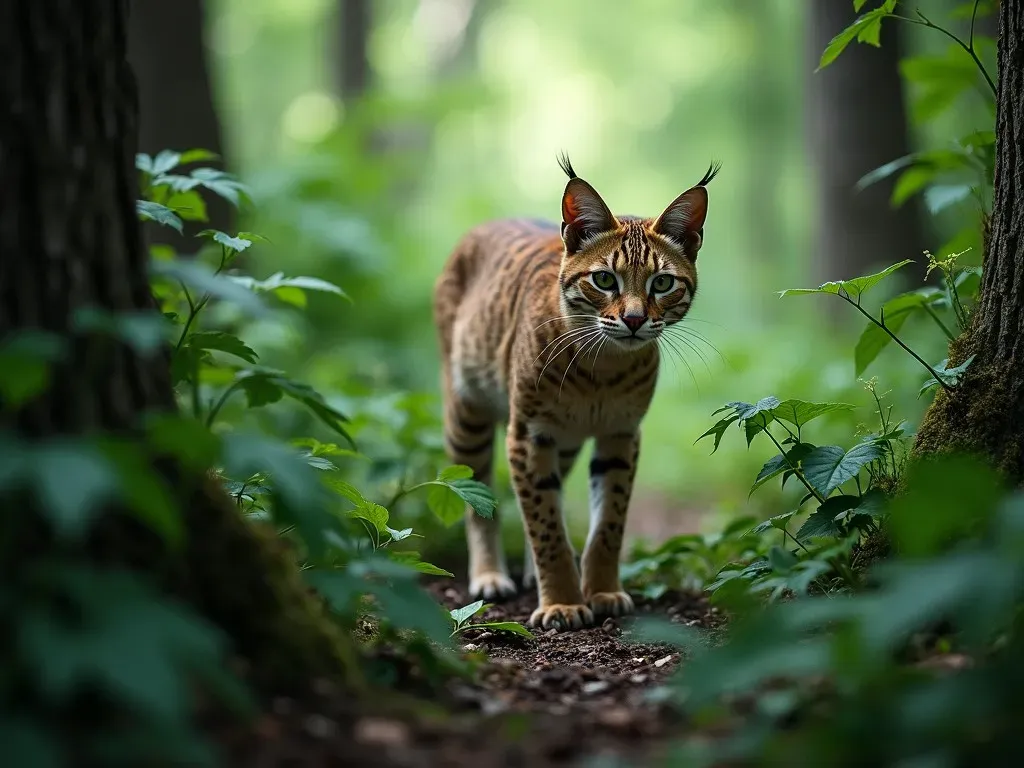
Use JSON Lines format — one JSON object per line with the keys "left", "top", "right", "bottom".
{"left": 621, "top": 315, "right": 646, "bottom": 333}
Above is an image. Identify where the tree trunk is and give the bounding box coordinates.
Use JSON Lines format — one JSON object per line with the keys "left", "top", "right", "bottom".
{"left": 913, "top": 0, "right": 1024, "bottom": 481}
{"left": 128, "top": 0, "right": 232, "bottom": 239}
{"left": 805, "top": 0, "right": 927, "bottom": 286}
{"left": 0, "top": 0, "right": 346, "bottom": 691}
{"left": 333, "top": 0, "right": 372, "bottom": 99}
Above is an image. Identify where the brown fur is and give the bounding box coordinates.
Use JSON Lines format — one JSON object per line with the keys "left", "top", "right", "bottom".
{"left": 433, "top": 159, "right": 718, "bottom": 629}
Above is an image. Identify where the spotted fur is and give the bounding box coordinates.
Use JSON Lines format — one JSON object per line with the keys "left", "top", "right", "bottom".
{"left": 433, "top": 158, "right": 718, "bottom": 629}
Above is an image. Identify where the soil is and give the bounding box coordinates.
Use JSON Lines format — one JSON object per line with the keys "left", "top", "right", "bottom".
{"left": 219, "top": 580, "right": 724, "bottom": 767}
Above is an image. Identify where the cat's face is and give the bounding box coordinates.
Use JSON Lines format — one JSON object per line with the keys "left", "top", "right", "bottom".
{"left": 557, "top": 161, "right": 717, "bottom": 351}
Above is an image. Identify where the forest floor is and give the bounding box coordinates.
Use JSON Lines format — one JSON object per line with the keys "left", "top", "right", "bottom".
{"left": 222, "top": 580, "right": 723, "bottom": 767}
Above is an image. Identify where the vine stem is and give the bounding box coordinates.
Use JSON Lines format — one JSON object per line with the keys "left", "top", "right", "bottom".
{"left": 205, "top": 381, "right": 244, "bottom": 426}
{"left": 839, "top": 291, "right": 953, "bottom": 391}
{"left": 923, "top": 304, "right": 956, "bottom": 341}
{"left": 889, "top": 4, "right": 997, "bottom": 96}
{"left": 763, "top": 425, "right": 826, "bottom": 505}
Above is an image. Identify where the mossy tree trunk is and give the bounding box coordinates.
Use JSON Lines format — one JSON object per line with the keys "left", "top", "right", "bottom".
{"left": 913, "top": 0, "right": 1024, "bottom": 481}
{"left": 0, "top": 0, "right": 348, "bottom": 691}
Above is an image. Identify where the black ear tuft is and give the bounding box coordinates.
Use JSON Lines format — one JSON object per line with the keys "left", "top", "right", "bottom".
{"left": 696, "top": 161, "right": 722, "bottom": 188}
{"left": 557, "top": 152, "right": 578, "bottom": 180}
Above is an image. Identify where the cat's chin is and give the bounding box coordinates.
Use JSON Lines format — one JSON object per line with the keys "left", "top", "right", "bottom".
{"left": 605, "top": 335, "right": 655, "bottom": 352}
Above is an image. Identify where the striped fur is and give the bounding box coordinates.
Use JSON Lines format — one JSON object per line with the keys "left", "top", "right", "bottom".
{"left": 433, "top": 160, "right": 717, "bottom": 629}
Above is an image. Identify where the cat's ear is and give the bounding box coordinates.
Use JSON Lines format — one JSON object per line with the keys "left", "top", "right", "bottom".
{"left": 561, "top": 178, "right": 618, "bottom": 252}
{"left": 558, "top": 156, "right": 617, "bottom": 253}
{"left": 652, "top": 163, "right": 720, "bottom": 257}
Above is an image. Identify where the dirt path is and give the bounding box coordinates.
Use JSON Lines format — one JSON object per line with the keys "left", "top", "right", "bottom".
{"left": 219, "top": 580, "right": 721, "bottom": 767}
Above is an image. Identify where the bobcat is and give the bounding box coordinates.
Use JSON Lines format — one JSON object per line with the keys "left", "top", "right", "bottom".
{"left": 433, "top": 156, "right": 718, "bottom": 629}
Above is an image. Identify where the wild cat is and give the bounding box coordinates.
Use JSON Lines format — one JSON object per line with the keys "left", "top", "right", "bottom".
{"left": 433, "top": 156, "right": 718, "bottom": 629}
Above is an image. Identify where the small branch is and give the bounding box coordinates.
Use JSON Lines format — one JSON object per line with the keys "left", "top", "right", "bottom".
{"left": 206, "top": 381, "right": 243, "bottom": 426}
{"left": 923, "top": 304, "right": 956, "bottom": 341}
{"left": 840, "top": 292, "right": 953, "bottom": 390}
{"left": 764, "top": 425, "right": 826, "bottom": 504}
{"left": 889, "top": 11, "right": 996, "bottom": 96}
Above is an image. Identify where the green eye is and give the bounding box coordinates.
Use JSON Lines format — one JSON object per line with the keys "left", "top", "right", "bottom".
{"left": 592, "top": 271, "right": 617, "bottom": 290}
{"left": 651, "top": 274, "right": 675, "bottom": 293}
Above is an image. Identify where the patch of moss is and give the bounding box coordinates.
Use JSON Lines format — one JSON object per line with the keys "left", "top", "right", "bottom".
{"left": 913, "top": 330, "right": 1024, "bottom": 483}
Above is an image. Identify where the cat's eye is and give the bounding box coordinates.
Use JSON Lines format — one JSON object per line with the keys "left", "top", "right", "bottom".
{"left": 592, "top": 271, "right": 617, "bottom": 290}
{"left": 651, "top": 274, "right": 676, "bottom": 293}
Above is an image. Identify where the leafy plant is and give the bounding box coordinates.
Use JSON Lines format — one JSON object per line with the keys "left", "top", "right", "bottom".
{"left": 449, "top": 600, "right": 535, "bottom": 639}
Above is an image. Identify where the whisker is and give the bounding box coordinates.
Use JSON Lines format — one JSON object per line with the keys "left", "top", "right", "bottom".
{"left": 558, "top": 330, "right": 604, "bottom": 399}
{"left": 534, "top": 324, "right": 594, "bottom": 366}
{"left": 672, "top": 326, "right": 726, "bottom": 364}
{"left": 537, "top": 326, "right": 599, "bottom": 384}
{"left": 561, "top": 331, "right": 606, "bottom": 399}
{"left": 658, "top": 335, "right": 699, "bottom": 393}
{"left": 531, "top": 314, "right": 594, "bottom": 333}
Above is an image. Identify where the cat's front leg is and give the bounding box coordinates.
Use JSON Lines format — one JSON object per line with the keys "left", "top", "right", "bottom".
{"left": 581, "top": 430, "right": 640, "bottom": 618}
{"left": 506, "top": 420, "right": 593, "bottom": 630}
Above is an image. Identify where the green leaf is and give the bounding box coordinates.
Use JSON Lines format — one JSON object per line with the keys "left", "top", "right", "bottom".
{"left": 166, "top": 189, "right": 208, "bottom": 222}
{"left": 779, "top": 260, "right": 913, "bottom": 301}
{"left": 150, "top": 258, "right": 267, "bottom": 316}
{"left": 817, "top": 1, "right": 897, "bottom": 70}
{"left": 388, "top": 550, "right": 453, "bottom": 577}
{"left": 469, "top": 621, "right": 535, "bottom": 639}
{"left": 347, "top": 502, "right": 390, "bottom": 535}
{"left": 0, "top": 330, "right": 65, "bottom": 407}
{"left": 325, "top": 477, "right": 367, "bottom": 505}
{"left": 749, "top": 511, "right": 797, "bottom": 536}
{"left": 188, "top": 167, "right": 251, "bottom": 208}
{"left": 221, "top": 433, "right": 340, "bottom": 558}
{"left": 228, "top": 271, "right": 348, "bottom": 301}
{"left": 231, "top": 368, "right": 353, "bottom": 446}
{"left": 771, "top": 400, "right": 857, "bottom": 429}
{"left": 924, "top": 184, "right": 974, "bottom": 215}
{"left": 185, "top": 331, "right": 258, "bottom": 364}
{"left": 919, "top": 355, "right": 976, "bottom": 397}
{"left": 799, "top": 495, "right": 865, "bottom": 542}
{"left": 855, "top": 290, "right": 942, "bottom": 375}
{"left": 442, "top": 478, "right": 496, "bottom": 519}
{"left": 695, "top": 414, "right": 740, "bottom": 454}
{"left": 767, "top": 545, "right": 799, "bottom": 574}
{"left": 450, "top": 600, "right": 486, "bottom": 626}
{"left": 144, "top": 414, "right": 221, "bottom": 473}
{"left": 136, "top": 201, "right": 183, "bottom": 233}
{"left": 439, "top": 464, "right": 474, "bottom": 481}
{"left": 197, "top": 229, "right": 253, "bottom": 253}
{"left": 427, "top": 484, "right": 464, "bottom": 526}
{"left": 802, "top": 442, "right": 886, "bottom": 497}
{"left": 100, "top": 439, "right": 182, "bottom": 547}
{"left": 150, "top": 150, "right": 182, "bottom": 175}
{"left": 721, "top": 397, "right": 779, "bottom": 445}
{"left": 901, "top": 45, "right": 987, "bottom": 124}
{"left": 890, "top": 455, "right": 1003, "bottom": 556}
{"left": 750, "top": 443, "right": 814, "bottom": 496}
{"left": 178, "top": 148, "right": 220, "bottom": 164}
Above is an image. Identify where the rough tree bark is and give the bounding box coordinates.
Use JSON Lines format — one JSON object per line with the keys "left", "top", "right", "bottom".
{"left": 806, "top": 0, "right": 927, "bottom": 285}
{"left": 0, "top": 0, "right": 346, "bottom": 690}
{"left": 913, "top": 0, "right": 1024, "bottom": 480}
{"left": 128, "top": 0, "right": 232, "bottom": 238}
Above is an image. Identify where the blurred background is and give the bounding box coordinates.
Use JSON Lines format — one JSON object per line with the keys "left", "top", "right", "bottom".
{"left": 128, "top": 0, "right": 994, "bottom": 567}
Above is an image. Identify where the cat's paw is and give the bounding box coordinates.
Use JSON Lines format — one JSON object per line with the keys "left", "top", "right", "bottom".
{"left": 469, "top": 571, "right": 517, "bottom": 600}
{"left": 529, "top": 602, "right": 594, "bottom": 630}
{"left": 587, "top": 590, "right": 635, "bottom": 618}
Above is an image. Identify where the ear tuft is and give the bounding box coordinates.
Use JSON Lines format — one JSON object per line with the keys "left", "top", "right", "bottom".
{"left": 561, "top": 176, "right": 617, "bottom": 253}
{"left": 557, "top": 152, "right": 578, "bottom": 180}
